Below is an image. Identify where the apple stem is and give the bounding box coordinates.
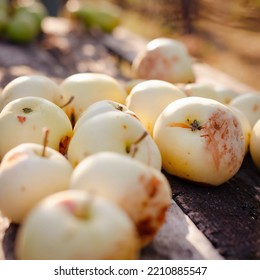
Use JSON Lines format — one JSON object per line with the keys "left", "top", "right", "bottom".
{"left": 128, "top": 131, "right": 148, "bottom": 158}
{"left": 60, "top": 96, "right": 75, "bottom": 109}
{"left": 41, "top": 127, "right": 50, "bottom": 157}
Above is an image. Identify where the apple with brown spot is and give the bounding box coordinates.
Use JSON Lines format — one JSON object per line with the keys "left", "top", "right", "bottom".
{"left": 0, "top": 96, "right": 73, "bottom": 160}
{"left": 69, "top": 152, "right": 171, "bottom": 246}
{"left": 153, "top": 97, "right": 245, "bottom": 186}
{"left": 15, "top": 190, "right": 140, "bottom": 259}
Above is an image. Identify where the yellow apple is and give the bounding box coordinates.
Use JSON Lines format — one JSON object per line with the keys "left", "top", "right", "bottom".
{"left": 132, "top": 38, "right": 195, "bottom": 84}
{"left": 153, "top": 97, "right": 245, "bottom": 186}
{"left": 59, "top": 73, "right": 127, "bottom": 126}
{"left": 126, "top": 79, "right": 186, "bottom": 135}
{"left": 15, "top": 190, "right": 140, "bottom": 259}
{"left": 69, "top": 152, "right": 171, "bottom": 246}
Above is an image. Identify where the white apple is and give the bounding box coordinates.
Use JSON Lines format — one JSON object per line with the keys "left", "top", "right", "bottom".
{"left": 132, "top": 38, "right": 195, "bottom": 84}
{"left": 15, "top": 190, "right": 140, "bottom": 260}
{"left": 213, "top": 86, "right": 239, "bottom": 104}
{"left": 249, "top": 119, "right": 260, "bottom": 169}
{"left": 181, "top": 83, "right": 219, "bottom": 100}
{"left": 0, "top": 75, "right": 64, "bottom": 111}
{"left": 69, "top": 152, "right": 171, "bottom": 246}
{"left": 0, "top": 96, "right": 73, "bottom": 159}
{"left": 124, "top": 79, "right": 145, "bottom": 95}
{"left": 229, "top": 93, "right": 260, "bottom": 127}
{"left": 74, "top": 100, "right": 138, "bottom": 132}
{"left": 0, "top": 143, "right": 73, "bottom": 223}
{"left": 126, "top": 79, "right": 186, "bottom": 135}
{"left": 153, "top": 97, "right": 245, "bottom": 186}
{"left": 59, "top": 73, "right": 127, "bottom": 126}
{"left": 229, "top": 106, "right": 251, "bottom": 154}
{"left": 67, "top": 111, "right": 162, "bottom": 169}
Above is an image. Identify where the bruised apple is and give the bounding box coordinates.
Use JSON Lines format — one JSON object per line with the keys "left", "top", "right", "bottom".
{"left": 132, "top": 38, "right": 195, "bottom": 84}
{"left": 15, "top": 190, "right": 140, "bottom": 260}
{"left": 69, "top": 152, "right": 171, "bottom": 246}
{"left": 0, "top": 96, "right": 72, "bottom": 159}
{"left": 153, "top": 97, "right": 245, "bottom": 186}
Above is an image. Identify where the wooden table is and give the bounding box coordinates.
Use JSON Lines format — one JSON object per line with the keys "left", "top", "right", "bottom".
{"left": 0, "top": 18, "right": 259, "bottom": 260}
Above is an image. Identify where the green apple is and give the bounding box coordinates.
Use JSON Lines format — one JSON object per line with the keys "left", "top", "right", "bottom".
{"left": 0, "top": 75, "right": 64, "bottom": 111}
{"left": 0, "top": 143, "right": 73, "bottom": 223}
{"left": 15, "top": 190, "right": 140, "bottom": 259}
{"left": 6, "top": 12, "right": 39, "bottom": 44}
{"left": 74, "top": 3, "right": 121, "bottom": 33}
{"left": 0, "top": 96, "right": 73, "bottom": 160}
{"left": 153, "top": 97, "right": 245, "bottom": 186}
{"left": 69, "top": 152, "right": 171, "bottom": 246}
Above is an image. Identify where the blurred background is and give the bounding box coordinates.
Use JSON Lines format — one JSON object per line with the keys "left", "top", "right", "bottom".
{"left": 1, "top": 0, "right": 260, "bottom": 90}
{"left": 71, "top": 0, "right": 260, "bottom": 90}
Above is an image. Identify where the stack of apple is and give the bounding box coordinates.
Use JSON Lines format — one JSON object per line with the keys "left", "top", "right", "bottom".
{"left": 0, "top": 73, "right": 172, "bottom": 260}
{"left": 0, "top": 68, "right": 259, "bottom": 259}
{"left": 0, "top": 0, "right": 47, "bottom": 44}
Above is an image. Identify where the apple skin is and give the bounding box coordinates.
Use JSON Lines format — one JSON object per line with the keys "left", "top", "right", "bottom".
{"left": 69, "top": 152, "right": 171, "bottom": 246}
{"left": 59, "top": 73, "right": 127, "bottom": 125}
{"left": 229, "top": 106, "right": 251, "bottom": 154}
{"left": 74, "top": 100, "right": 138, "bottom": 132}
{"left": 153, "top": 97, "right": 245, "bottom": 186}
{"left": 182, "top": 83, "right": 219, "bottom": 100}
{"left": 0, "top": 75, "right": 64, "bottom": 111}
{"left": 0, "top": 143, "right": 73, "bottom": 223}
{"left": 213, "top": 86, "right": 239, "bottom": 105}
{"left": 126, "top": 79, "right": 186, "bottom": 135}
{"left": 0, "top": 96, "right": 73, "bottom": 160}
{"left": 132, "top": 38, "right": 195, "bottom": 84}
{"left": 15, "top": 190, "right": 140, "bottom": 260}
{"left": 229, "top": 93, "right": 260, "bottom": 127}
{"left": 249, "top": 119, "right": 260, "bottom": 169}
{"left": 67, "top": 111, "right": 162, "bottom": 169}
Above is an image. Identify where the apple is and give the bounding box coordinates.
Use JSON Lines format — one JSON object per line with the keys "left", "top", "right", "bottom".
{"left": 69, "top": 152, "right": 171, "bottom": 246}
{"left": 213, "top": 86, "right": 239, "bottom": 105}
{"left": 124, "top": 79, "right": 145, "bottom": 95}
{"left": 67, "top": 110, "right": 162, "bottom": 169}
{"left": 229, "top": 106, "right": 251, "bottom": 154}
{"left": 74, "top": 3, "right": 121, "bottom": 33}
{"left": 15, "top": 190, "right": 140, "bottom": 260}
{"left": 6, "top": 11, "right": 39, "bottom": 44}
{"left": 132, "top": 38, "right": 195, "bottom": 84}
{"left": 74, "top": 100, "right": 138, "bottom": 132}
{"left": 250, "top": 119, "right": 260, "bottom": 169}
{"left": 229, "top": 93, "right": 260, "bottom": 127}
{"left": 0, "top": 96, "right": 73, "bottom": 160}
{"left": 0, "top": 75, "right": 64, "bottom": 111}
{"left": 0, "top": 142, "right": 73, "bottom": 223}
{"left": 181, "top": 83, "right": 219, "bottom": 100}
{"left": 153, "top": 97, "right": 245, "bottom": 186}
{"left": 126, "top": 79, "right": 186, "bottom": 135}
{"left": 59, "top": 73, "right": 127, "bottom": 126}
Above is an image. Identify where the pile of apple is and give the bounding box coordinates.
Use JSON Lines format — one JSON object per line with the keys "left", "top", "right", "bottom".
{"left": 0, "top": 0, "right": 47, "bottom": 44}
{"left": 0, "top": 38, "right": 260, "bottom": 260}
